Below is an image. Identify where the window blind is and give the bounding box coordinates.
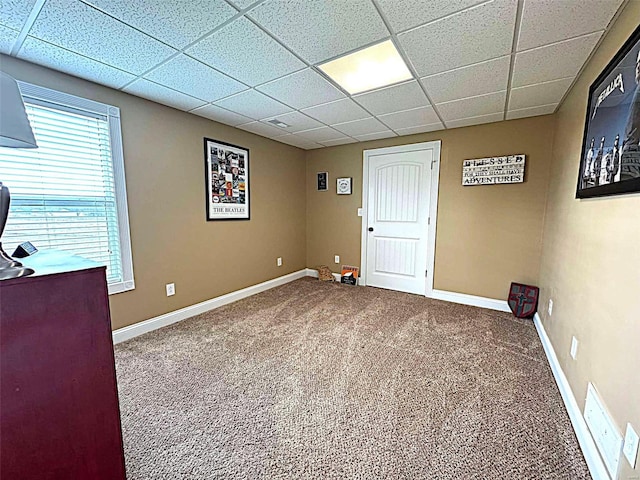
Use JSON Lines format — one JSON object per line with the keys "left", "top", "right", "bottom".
{"left": 0, "top": 101, "right": 123, "bottom": 285}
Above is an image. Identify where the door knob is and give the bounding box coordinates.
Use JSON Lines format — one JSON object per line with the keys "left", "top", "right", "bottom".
{"left": 368, "top": 227, "right": 374, "bottom": 232}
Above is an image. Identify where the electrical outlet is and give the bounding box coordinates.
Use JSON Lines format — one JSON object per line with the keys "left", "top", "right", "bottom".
{"left": 570, "top": 336, "right": 578, "bottom": 359}
{"left": 334, "top": 255, "right": 340, "bottom": 264}
{"left": 277, "top": 257, "right": 282, "bottom": 267}
{"left": 166, "top": 283, "right": 175, "bottom": 296}
{"left": 623, "top": 423, "right": 639, "bottom": 468}
{"left": 548, "top": 299, "right": 553, "bottom": 316}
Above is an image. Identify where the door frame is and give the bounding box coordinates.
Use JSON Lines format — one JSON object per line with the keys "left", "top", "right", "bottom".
{"left": 359, "top": 141, "right": 441, "bottom": 297}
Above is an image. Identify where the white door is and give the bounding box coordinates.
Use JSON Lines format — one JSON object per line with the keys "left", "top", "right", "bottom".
{"left": 362, "top": 143, "right": 438, "bottom": 295}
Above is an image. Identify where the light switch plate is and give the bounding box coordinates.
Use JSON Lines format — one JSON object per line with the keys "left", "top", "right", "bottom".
{"left": 623, "top": 423, "right": 639, "bottom": 468}
{"left": 570, "top": 336, "right": 578, "bottom": 359}
{"left": 357, "top": 208, "right": 363, "bottom": 217}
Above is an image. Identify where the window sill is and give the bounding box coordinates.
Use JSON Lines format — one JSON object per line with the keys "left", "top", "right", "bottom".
{"left": 108, "top": 280, "right": 135, "bottom": 295}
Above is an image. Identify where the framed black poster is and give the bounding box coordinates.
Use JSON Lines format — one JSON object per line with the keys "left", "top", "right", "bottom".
{"left": 317, "top": 172, "right": 328, "bottom": 191}
{"left": 204, "top": 138, "right": 249, "bottom": 220}
{"left": 577, "top": 24, "right": 640, "bottom": 199}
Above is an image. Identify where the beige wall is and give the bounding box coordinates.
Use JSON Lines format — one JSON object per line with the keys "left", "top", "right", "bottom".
{"left": 0, "top": 55, "right": 307, "bottom": 331}
{"left": 2, "top": 6, "right": 638, "bottom": 474}
{"left": 537, "top": 3, "right": 640, "bottom": 477}
{"left": 306, "top": 115, "right": 555, "bottom": 300}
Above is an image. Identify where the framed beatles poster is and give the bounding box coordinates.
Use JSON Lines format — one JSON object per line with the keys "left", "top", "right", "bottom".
{"left": 204, "top": 138, "right": 249, "bottom": 220}
{"left": 577, "top": 24, "right": 640, "bottom": 199}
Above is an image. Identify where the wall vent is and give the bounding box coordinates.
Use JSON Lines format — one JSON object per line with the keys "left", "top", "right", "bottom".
{"left": 267, "top": 119, "right": 290, "bottom": 128}
{"left": 584, "top": 382, "right": 623, "bottom": 478}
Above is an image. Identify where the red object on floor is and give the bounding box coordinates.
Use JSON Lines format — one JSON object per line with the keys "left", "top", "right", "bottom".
{"left": 508, "top": 282, "right": 539, "bottom": 318}
{"left": 0, "top": 252, "right": 126, "bottom": 480}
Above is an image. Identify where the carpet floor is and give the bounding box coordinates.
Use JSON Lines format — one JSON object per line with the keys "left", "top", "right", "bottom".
{"left": 115, "top": 278, "right": 590, "bottom": 479}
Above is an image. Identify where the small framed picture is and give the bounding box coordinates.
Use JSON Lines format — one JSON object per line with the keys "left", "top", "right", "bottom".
{"left": 317, "top": 172, "right": 328, "bottom": 191}
{"left": 337, "top": 177, "right": 352, "bottom": 195}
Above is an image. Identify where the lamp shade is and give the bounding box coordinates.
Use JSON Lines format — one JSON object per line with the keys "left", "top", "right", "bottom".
{"left": 0, "top": 72, "right": 37, "bottom": 148}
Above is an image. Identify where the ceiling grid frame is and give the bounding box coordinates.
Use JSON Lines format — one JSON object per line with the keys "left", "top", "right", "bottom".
{"left": 112, "top": 0, "right": 265, "bottom": 91}
{"left": 537, "top": 0, "right": 631, "bottom": 112}
{"left": 0, "top": 0, "right": 629, "bottom": 149}
{"left": 383, "top": 0, "right": 494, "bottom": 37}
{"left": 8, "top": 0, "right": 47, "bottom": 56}
{"left": 370, "top": 0, "right": 447, "bottom": 129}
{"left": 243, "top": 10, "right": 399, "bottom": 144}
{"left": 502, "top": 0, "right": 525, "bottom": 118}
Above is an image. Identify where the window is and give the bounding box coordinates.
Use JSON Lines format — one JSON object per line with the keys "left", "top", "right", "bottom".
{"left": 0, "top": 82, "right": 134, "bottom": 294}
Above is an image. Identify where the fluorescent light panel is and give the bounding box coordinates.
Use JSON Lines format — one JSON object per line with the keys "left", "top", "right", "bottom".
{"left": 318, "top": 40, "right": 413, "bottom": 95}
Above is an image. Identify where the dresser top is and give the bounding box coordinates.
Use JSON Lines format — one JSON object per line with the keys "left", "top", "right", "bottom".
{"left": 1, "top": 250, "right": 103, "bottom": 286}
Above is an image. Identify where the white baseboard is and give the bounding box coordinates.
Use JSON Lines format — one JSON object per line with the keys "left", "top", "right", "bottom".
{"left": 430, "top": 289, "right": 511, "bottom": 312}
{"left": 533, "top": 313, "right": 608, "bottom": 480}
{"left": 113, "top": 269, "right": 308, "bottom": 344}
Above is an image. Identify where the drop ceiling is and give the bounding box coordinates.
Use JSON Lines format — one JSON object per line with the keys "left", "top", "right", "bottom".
{"left": 0, "top": 0, "right": 625, "bottom": 150}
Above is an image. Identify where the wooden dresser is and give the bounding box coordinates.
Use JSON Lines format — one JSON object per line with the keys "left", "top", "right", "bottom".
{"left": 0, "top": 251, "right": 127, "bottom": 479}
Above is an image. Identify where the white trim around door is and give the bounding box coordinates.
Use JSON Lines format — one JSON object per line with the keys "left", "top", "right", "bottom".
{"left": 360, "top": 141, "right": 441, "bottom": 297}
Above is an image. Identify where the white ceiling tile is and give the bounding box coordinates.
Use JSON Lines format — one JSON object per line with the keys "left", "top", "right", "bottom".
{"left": 354, "top": 130, "right": 397, "bottom": 141}
{"left": 377, "top": 0, "right": 481, "bottom": 33}
{"left": 437, "top": 91, "right": 506, "bottom": 121}
{"left": 395, "top": 123, "right": 445, "bottom": 136}
{"left": 146, "top": 54, "right": 246, "bottom": 102}
{"left": 378, "top": 106, "right": 440, "bottom": 130}
{"left": 123, "top": 79, "right": 207, "bottom": 111}
{"left": 0, "top": 0, "right": 37, "bottom": 30}
{"left": 399, "top": 0, "right": 517, "bottom": 77}
{"left": 353, "top": 81, "right": 429, "bottom": 116}
{"left": 248, "top": 0, "right": 389, "bottom": 64}
{"left": 512, "top": 32, "right": 602, "bottom": 87}
{"left": 29, "top": 0, "right": 176, "bottom": 75}
{"left": 333, "top": 117, "right": 389, "bottom": 137}
{"left": 237, "top": 121, "right": 287, "bottom": 138}
{"left": 301, "top": 98, "right": 369, "bottom": 125}
{"left": 447, "top": 112, "right": 504, "bottom": 128}
{"left": 518, "top": 0, "right": 622, "bottom": 51}
{"left": 319, "top": 137, "right": 357, "bottom": 147}
{"left": 275, "top": 134, "right": 323, "bottom": 150}
{"left": 191, "top": 104, "right": 253, "bottom": 126}
{"left": 226, "top": 0, "right": 256, "bottom": 10}
{"left": 17, "top": 37, "right": 137, "bottom": 89}
{"left": 297, "top": 126, "right": 345, "bottom": 143}
{"left": 0, "top": 25, "right": 19, "bottom": 54}
{"left": 213, "top": 89, "right": 292, "bottom": 119}
{"left": 421, "top": 56, "right": 510, "bottom": 104}
{"left": 261, "top": 111, "right": 323, "bottom": 133}
{"left": 506, "top": 103, "right": 557, "bottom": 120}
{"left": 82, "top": 0, "right": 237, "bottom": 49}
{"left": 256, "top": 68, "right": 344, "bottom": 109}
{"left": 186, "top": 17, "right": 305, "bottom": 86}
{"left": 509, "top": 77, "right": 573, "bottom": 110}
